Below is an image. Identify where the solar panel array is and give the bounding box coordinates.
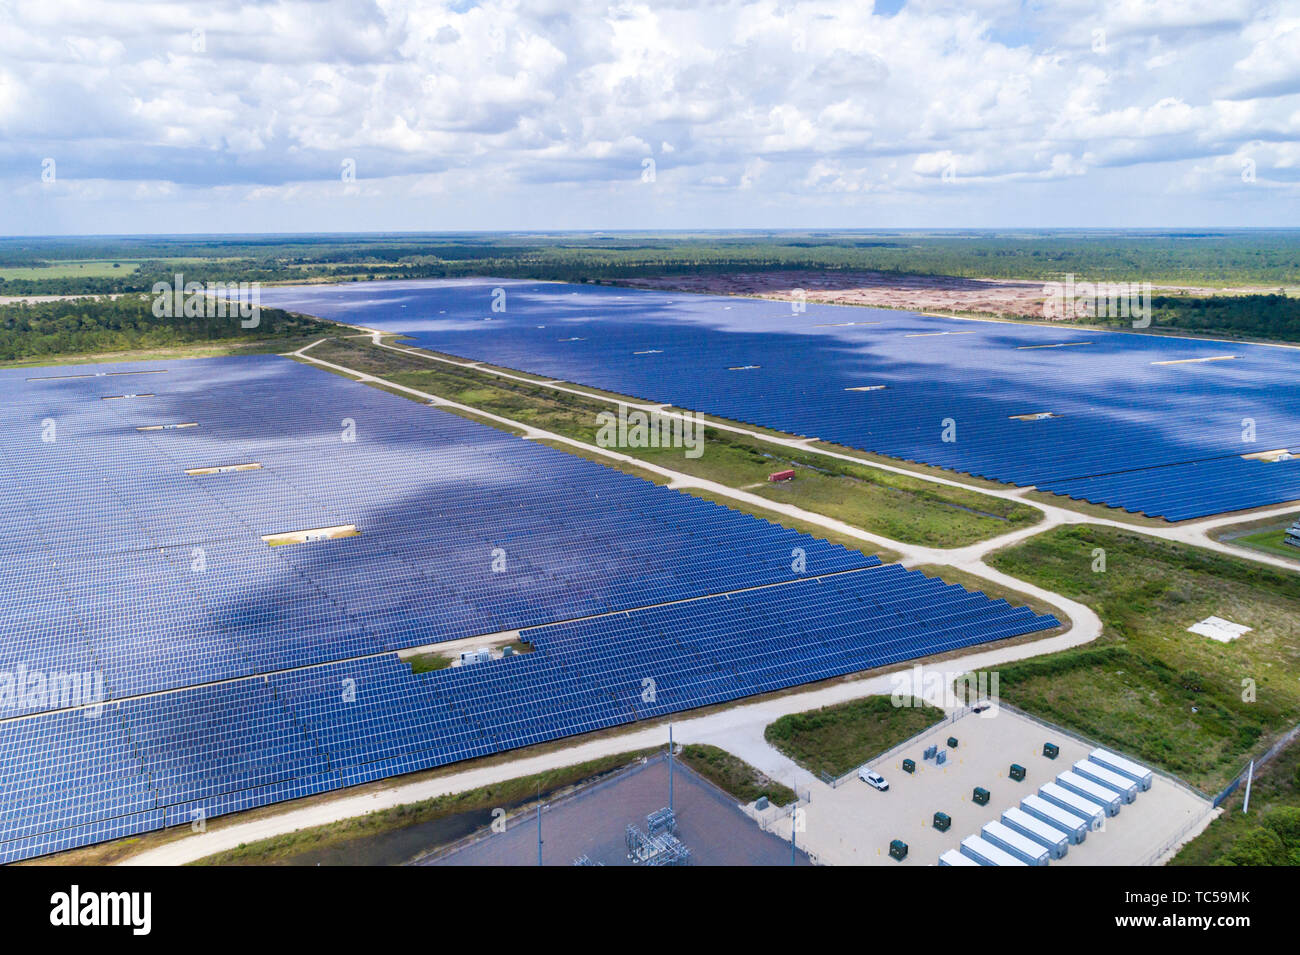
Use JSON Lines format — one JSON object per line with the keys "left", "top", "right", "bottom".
{"left": 0, "top": 567, "right": 1057, "bottom": 862}
{"left": 0, "top": 354, "right": 1056, "bottom": 861}
{"left": 257, "top": 279, "right": 1300, "bottom": 521}
{"left": 1, "top": 357, "right": 870, "bottom": 710}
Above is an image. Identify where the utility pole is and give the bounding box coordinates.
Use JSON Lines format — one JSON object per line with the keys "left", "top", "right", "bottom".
{"left": 790, "top": 766, "right": 800, "bottom": 865}
{"left": 791, "top": 804, "right": 798, "bottom": 865}
{"left": 668, "top": 724, "right": 674, "bottom": 812}
{"left": 537, "top": 782, "right": 543, "bottom": 866}
{"left": 1243, "top": 760, "right": 1254, "bottom": 814}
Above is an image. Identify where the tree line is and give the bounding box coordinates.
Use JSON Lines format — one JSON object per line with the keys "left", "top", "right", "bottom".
{"left": 2, "top": 231, "right": 1298, "bottom": 296}
{"left": 1089, "top": 294, "right": 1300, "bottom": 342}
{"left": 0, "top": 295, "right": 329, "bottom": 361}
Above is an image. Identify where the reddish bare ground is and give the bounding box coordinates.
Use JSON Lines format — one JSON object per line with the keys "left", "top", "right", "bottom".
{"left": 618, "top": 271, "right": 1245, "bottom": 319}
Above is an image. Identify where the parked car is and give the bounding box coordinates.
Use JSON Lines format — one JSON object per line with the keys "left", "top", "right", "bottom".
{"left": 858, "top": 767, "right": 889, "bottom": 790}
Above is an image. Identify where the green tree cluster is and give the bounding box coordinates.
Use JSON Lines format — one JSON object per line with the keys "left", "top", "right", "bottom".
{"left": 0, "top": 295, "right": 328, "bottom": 361}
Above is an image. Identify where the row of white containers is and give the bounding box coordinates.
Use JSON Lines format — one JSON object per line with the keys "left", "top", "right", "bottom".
{"left": 939, "top": 748, "right": 1153, "bottom": 866}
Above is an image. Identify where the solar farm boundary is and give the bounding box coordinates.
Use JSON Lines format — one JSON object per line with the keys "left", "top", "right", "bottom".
{"left": 0, "top": 565, "right": 891, "bottom": 727}
{"left": 302, "top": 335, "right": 1300, "bottom": 576}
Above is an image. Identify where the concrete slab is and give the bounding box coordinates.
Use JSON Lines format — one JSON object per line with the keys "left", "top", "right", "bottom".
{"left": 425, "top": 754, "right": 810, "bottom": 866}
{"left": 765, "top": 707, "right": 1212, "bottom": 866}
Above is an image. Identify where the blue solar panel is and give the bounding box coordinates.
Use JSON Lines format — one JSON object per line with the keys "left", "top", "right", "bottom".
{"left": 256, "top": 278, "right": 1300, "bottom": 521}
{"left": 0, "top": 353, "right": 1057, "bottom": 862}
{"left": 0, "top": 356, "right": 874, "bottom": 708}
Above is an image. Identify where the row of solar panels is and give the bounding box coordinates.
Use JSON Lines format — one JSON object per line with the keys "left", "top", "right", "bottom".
{"left": 0, "top": 353, "right": 1058, "bottom": 866}
{"left": 1041, "top": 454, "right": 1300, "bottom": 522}
{"left": 0, "top": 357, "right": 878, "bottom": 714}
{"left": 0, "top": 565, "right": 1058, "bottom": 862}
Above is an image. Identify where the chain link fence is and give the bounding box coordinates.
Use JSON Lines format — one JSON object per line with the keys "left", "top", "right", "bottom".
{"left": 819, "top": 704, "right": 974, "bottom": 789}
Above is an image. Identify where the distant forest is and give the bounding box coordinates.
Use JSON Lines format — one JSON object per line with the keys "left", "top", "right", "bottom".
{"left": 1, "top": 230, "right": 1297, "bottom": 296}
{"left": 1093, "top": 294, "right": 1300, "bottom": 342}
{"left": 0, "top": 295, "right": 329, "bottom": 361}
{"left": 1, "top": 231, "right": 1297, "bottom": 353}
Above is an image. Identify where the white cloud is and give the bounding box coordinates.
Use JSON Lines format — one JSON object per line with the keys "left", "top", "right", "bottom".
{"left": 1226, "top": 13, "right": 1300, "bottom": 98}
{"left": 0, "top": 0, "right": 1297, "bottom": 231}
{"left": 738, "top": 157, "right": 768, "bottom": 188}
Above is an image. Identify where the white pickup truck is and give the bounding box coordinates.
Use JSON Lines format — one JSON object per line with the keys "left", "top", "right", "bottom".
{"left": 858, "top": 767, "right": 889, "bottom": 791}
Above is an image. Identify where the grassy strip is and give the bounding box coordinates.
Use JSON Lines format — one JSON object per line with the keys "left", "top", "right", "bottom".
{"left": 405, "top": 652, "right": 453, "bottom": 674}
{"left": 764, "top": 695, "right": 945, "bottom": 779}
{"left": 745, "top": 454, "right": 1039, "bottom": 546}
{"left": 1208, "top": 512, "right": 1300, "bottom": 564}
{"left": 678, "top": 744, "right": 796, "bottom": 806}
{"left": 1229, "top": 529, "right": 1300, "bottom": 562}
{"left": 986, "top": 525, "right": 1300, "bottom": 790}
{"left": 309, "top": 336, "right": 1039, "bottom": 547}
{"left": 191, "top": 748, "right": 659, "bottom": 865}
{"left": 680, "top": 487, "right": 901, "bottom": 565}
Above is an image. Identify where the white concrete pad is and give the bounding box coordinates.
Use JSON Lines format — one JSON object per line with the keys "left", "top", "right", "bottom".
{"left": 1188, "top": 616, "right": 1252, "bottom": 643}
{"left": 767, "top": 708, "right": 1212, "bottom": 866}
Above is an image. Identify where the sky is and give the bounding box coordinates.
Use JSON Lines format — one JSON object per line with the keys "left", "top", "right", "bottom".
{"left": 1, "top": 0, "right": 1298, "bottom": 234}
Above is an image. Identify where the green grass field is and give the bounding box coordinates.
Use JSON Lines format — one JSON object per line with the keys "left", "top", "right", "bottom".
{"left": 1209, "top": 510, "right": 1300, "bottom": 563}
{"left": 0, "top": 260, "right": 142, "bottom": 280}
{"left": 405, "top": 652, "right": 454, "bottom": 673}
{"left": 764, "top": 695, "right": 946, "bottom": 779}
{"left": 0, "top": 336, "right": 323, "bottom": 369}
{"left": 986, "top": 525, "right": 1300, "bottom": 790}
{"left": 1231, "top": 528, "right": 1300, "bottom": 561}
{"left": 678, "top": 744, "right": 796, "bottom": 806}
